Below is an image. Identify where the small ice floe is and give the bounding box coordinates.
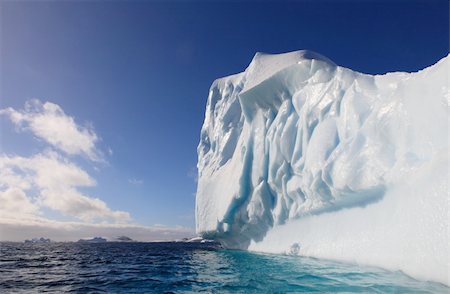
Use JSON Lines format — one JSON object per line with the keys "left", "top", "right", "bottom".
{"left": 184, "top": 236, "right": 216, "bottom": 243}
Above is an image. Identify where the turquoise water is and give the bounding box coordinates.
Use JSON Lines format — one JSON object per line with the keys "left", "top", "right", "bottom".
{"left": 0, "top": 242, "right": 448, "bottom": 293}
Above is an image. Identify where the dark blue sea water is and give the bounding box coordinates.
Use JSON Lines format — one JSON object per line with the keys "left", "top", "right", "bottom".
{"left": 0, "top": 242, "right": 448, "bottom": 293}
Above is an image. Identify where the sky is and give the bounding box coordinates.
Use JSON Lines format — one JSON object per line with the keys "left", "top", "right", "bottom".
{"left": 0, "top": 0, "right": 448, "bottom": 241}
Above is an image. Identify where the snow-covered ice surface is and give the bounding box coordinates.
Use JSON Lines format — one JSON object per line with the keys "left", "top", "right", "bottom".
{"left": 196, "top": 50, "right": 449, "bottom": 285}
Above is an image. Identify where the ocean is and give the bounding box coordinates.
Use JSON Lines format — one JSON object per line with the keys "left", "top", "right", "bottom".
{"left": 0, "top": 242, "right": 447, "bottom": 293}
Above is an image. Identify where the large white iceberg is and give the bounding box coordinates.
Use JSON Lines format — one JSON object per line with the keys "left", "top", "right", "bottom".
{"left": 196, "top": 50, "right": 449, "bottom": 285}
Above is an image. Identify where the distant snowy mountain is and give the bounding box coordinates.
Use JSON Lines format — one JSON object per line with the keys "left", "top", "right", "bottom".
{"left": 196, "top": 50, "right": 449, "bottom": 285}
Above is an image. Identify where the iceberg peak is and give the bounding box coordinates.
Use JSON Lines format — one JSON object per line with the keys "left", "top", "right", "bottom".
{"left": 243, "top": 50, "right": 336, "bottom": 92}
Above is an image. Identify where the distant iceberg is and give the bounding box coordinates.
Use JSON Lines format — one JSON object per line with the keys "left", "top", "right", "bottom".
{"left": 77, "top": 237, "right": 108, "bottom": 243}
{"left": 196, "top": 50, "right": 449, "bottom": 285}
{"left": 24, "top": 237, "right": 52, "bottom": 244}
{"left": 115, "top": 236, "right": 134, "bottom": 242}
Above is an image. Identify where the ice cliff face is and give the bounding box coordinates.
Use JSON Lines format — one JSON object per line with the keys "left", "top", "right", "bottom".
{"left": 196, "top": 50, "right": 449, "bottom": 284}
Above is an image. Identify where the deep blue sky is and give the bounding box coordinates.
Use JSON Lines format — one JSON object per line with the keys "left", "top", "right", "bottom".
{"left": 1, "top": 1, "right": 448, "bottom": 229}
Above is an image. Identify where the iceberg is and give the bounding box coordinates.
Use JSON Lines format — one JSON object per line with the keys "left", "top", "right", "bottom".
{"left": 196, "top": 50, "right": 449, "bottom": 285}
{"left": 24, "top": 237, "right": 52, "bottom": 244}
{"left": 77, "top": 237, "right": 108, "bottom": 243}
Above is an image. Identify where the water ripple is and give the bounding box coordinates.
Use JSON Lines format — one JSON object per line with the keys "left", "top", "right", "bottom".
{"left": 0, "top": 242, "right": 448, "bottom": 293}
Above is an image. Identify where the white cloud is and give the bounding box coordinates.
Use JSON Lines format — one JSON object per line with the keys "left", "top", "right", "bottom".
{"left": 0, "top": 152, "right": 130, "bottom": 223}
{"left": 0, "top": 187, "right": 40, "bottom": 218}
{"left": 0, "top": 216, "right": 195, "bottom": 242}
{"left": 128, "top": 178, "right": 143, "bottom": 185}
{"left": 0, "top": 99, "right": 103, "bottom": 161}
{"left": 0, "top": 98, "right": 197, "bottom": 243}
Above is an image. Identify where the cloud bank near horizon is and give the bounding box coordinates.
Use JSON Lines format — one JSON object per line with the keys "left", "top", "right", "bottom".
{"left": 0, "top": 216, "right": 194, "bottom": 242}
